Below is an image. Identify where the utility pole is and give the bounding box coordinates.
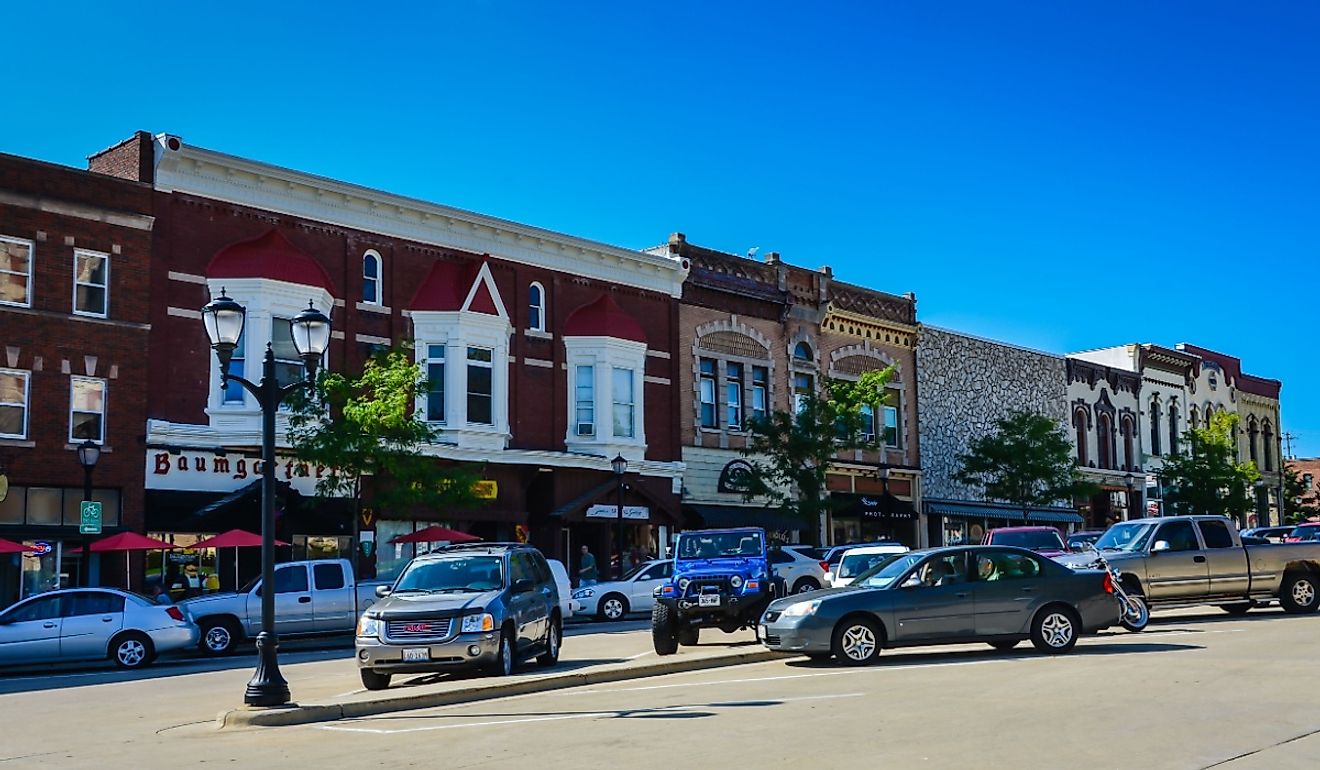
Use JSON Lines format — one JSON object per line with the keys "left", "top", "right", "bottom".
{"left": 1282, "top": 432, "right": 1296, "bottom": 461}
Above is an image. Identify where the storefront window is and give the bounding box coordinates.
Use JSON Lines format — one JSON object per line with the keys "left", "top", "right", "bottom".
{"left": 376, "top": 520, "right": 418, "bottom": 581}
{"left": 0, "top": 485, "right": 24, "bottom": 524}
{"left": 21, "top": 544, "right": 59, "bottom": 597}
{"left": 294, "top": 535, "right": 350, "bottom": 561}
{"left": 26, "top": 488, "right": 62, "bottom": 525}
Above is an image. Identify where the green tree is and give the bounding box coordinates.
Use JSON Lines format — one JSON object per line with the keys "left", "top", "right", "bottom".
{"left": 1282, "top": 462, "right": 1319, "bottom": 524}
{"left": 953, "top": 410, "right": 1086, "bottom": 523}
{"left": 739, "top": 368, "right": 896, "bottom": 536}
{"left": 285, "top": 346, "right": 484, "bottom": 538}
{"left": 1159, "top": 411, "right": 1259, "bottom": 520}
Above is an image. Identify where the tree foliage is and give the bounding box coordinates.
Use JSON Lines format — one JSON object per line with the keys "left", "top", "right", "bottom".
{"left": 1283, "top": 462, "right": 1320, "bottom": 524}
{"left": 739, "top": 368, "right": 895, "bottom": 529}
{"left": 953, "top": 410, "right": 1086, "bottom": 521}
{"left": 1159, "top": 411, "right": 1259, "bottom": 520}
{"left": 285, "top": 346, "right": 484, "bottom": 517}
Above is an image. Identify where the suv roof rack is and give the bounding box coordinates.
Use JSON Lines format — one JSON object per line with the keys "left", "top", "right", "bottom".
{"left": 427, "top": 542, "right": 528, "bottom": 552}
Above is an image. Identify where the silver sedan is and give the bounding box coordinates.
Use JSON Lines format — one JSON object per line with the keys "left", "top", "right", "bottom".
{"left": 0, "top": 588, "right": 199, "bottom": 669}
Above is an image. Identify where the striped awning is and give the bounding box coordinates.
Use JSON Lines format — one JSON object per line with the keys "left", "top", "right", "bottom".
{"left": 924, "top": 500, "right": 1083, "bottom": 525}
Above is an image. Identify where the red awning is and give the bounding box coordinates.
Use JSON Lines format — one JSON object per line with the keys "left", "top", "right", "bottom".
{"left": 90, "top": 532, "right": 175, "bottom": 552}
{"left": 189, "top": 529, "right": 289, "bottom": 549}
{"left": 0, "top": 537, "right": 32, "bottom": 554}
{"left": 389, "top": 526, "right": 480, "bottom": 545}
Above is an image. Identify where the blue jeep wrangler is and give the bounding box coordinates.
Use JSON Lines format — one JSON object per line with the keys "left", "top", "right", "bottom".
{"left": 651, "top": 527, "right": 779, "bottom": 655}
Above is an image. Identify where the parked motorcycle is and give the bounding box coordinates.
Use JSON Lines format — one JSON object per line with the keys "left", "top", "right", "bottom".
{"left": 1085, "top": 543, "right": 1149, "bottom": 632}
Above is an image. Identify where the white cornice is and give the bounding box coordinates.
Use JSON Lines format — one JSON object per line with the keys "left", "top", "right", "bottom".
{"left": 151, "top": 134, "right": 690, "bottom": 297}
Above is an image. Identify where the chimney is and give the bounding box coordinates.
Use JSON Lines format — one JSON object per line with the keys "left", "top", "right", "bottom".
{"left": 819, "top": 265, "right": 833, "bottom": 278}
{"left": 87, "top": 130, "right": 156, "bottom": 183}
{"left": 765, "top": 251, "right": 781, "bottom": 265}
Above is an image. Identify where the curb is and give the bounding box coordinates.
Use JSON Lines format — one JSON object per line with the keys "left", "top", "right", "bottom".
{"left": 215, "top": 648, "right": 783, "bottom": 730}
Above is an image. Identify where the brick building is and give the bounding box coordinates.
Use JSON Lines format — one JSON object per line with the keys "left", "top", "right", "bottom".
{"left": 656, "top": 234, "right": 921, "bottom": 549}
{"left": 90, "top": 132, "right": 688, "bottom": 585}
{"left": 0, "top": 150, "right": 154, "bottom": 604}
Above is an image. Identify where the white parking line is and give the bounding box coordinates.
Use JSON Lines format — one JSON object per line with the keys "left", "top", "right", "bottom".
{"left": 316, "top": 693, "right": 864, "bottom": 735}
{"left": 626, "top": 651, "right": 651, "bottom": 660}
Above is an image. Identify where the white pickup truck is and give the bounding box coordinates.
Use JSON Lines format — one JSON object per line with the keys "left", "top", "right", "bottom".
{"left": 180, "top": 559, "right": 384, "bottom": 655}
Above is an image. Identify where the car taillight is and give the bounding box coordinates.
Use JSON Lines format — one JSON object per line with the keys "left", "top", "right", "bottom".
{"left": 1102, "top": 573, "right": 1114, "bottom": 594}
{"left": 819, "top": 561, "right": 830, "bottom": 573}
{"left": 166, "top": 606, "right": 185, "bottom": 622}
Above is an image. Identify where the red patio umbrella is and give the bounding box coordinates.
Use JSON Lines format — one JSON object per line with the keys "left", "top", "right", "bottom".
{"left": 389, "top": 525, "right": 479, "bottom": 545}
{"left": 90, "top": 532, "right": 174, "bottom": 592}
{"left": 0, "top": 537, "right": 33, "bottom": 554}
{"left": 189, "top": 529, "right": 290, "bottom": 592}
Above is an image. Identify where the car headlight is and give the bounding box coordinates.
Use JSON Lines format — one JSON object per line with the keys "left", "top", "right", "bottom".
{"left": 356, "top": 616, "right": 381, "bottom": 638}
{"left": 729, "top": 575, "right": 744, "bottom": 589}
{"left": 677, "top": 578, "right": 690, "bottom": 591}
{"left": 461, "top": 613, "right": 495, "bottom": 633}
{"left": 572, "top": 588, "right": 594, "bottom": 599}
{"left": 780, "top": 600, "right": 821, "bottom": 618}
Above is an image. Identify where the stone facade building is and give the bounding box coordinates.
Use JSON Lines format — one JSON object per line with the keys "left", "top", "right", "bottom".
{"left": 0, "top": 150, "right": 155, "bottom": 604}
{"left": 917, "top": 327, "right": 1079, "bottom": 546}
{"left": 657, "top": 235, "right": 920, "bottom": 548}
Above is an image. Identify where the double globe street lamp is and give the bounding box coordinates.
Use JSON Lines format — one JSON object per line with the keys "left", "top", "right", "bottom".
{"left": 201, "top": 290, "right": 331, "bottom": 707}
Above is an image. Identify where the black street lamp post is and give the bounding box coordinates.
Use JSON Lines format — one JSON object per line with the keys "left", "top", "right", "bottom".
{"left": 76, "top": 439, "right": 101, "bottom": 587}
{"left": 1124, "top": 473, "right": 1135, "bottom": 523}
{"left": 202, "top": 291, "right": 330, "bottom": 707}
{"left": 611, "top": 454, "right": 627, "bottom": 579}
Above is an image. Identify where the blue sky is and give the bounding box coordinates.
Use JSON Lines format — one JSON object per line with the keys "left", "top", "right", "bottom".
{"left": 6, "top": 2, "right": 1317, "bottom": 457}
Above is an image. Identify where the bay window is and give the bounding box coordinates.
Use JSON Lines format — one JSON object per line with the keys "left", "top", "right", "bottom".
{"left": 426, "top": 345, "right": 445, "bottom": 423}
{"left": 467, "top": 347, "right": 494, "bottom": 426}
{"left": 575, "top": 365, "right": 595, "bottom": 436}
{"left": 612, "top": 367, "right": 635, "bottom": 438}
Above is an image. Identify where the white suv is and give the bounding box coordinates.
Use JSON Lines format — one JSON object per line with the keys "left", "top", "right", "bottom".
{"left": 769, "top": 545, "right": 829, "bottom": 594}
{"left": 827, "top": 544, "right": 910, "bottom": 587}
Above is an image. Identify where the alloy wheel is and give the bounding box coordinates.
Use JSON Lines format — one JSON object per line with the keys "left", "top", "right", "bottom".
{"left": 840, "top": 624, "right": 876, "bottom": 661}
{"left": 205, "top": 626, "right": 231, "bottom": 653}
{"left": 1040, "top": 612, "right": 1074, "bottom": 649}
{"left": 1293, "top": 578, "right": 1316, "bottom": 608}
{"left": 117, "top": 639, "right": 147, "bottom": 668}
{"left": 603, "top": 598, "right": 624, "bottom": 620}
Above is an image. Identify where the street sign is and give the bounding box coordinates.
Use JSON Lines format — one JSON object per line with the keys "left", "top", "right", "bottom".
{"left": 80, "top": 501, "right": 103, "bottom": 535}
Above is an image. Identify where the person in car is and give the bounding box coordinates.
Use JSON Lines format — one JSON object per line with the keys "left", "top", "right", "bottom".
{"left": 978, "top": 556, "right": 1001, "bottom": 582}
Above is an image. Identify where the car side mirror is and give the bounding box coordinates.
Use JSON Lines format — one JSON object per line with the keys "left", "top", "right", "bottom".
{"left": 513, "top": 578, "right": 535, "bottom": 593}
{"left": 375, "top": 585, "right": 392, "bottom": 598}
{"left": 1151, "top": 540, "right": 1171, "bottom": 554}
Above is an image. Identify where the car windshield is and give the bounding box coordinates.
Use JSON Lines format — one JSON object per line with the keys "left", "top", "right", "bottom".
{"left": 677, "top": 531, "right": 763, "bottom": 559}
{"left": 1069, "top": 532, "right": 1101, "bottom": 545}
{"left": 1290, "top": 526, "right": 1320, "bottom": 541}
{"left": 856, "top": 553, "right": 924, "bottom": 588}
{"left": 393, "top": 556, "right": 504, "bottom": 593}
{"left": 1095, "top": 522, "right": 1157, "bottom": 552}
{"left": 991, "top": 530, "right": 1065, "bottom": 551}
{"left": 839, "top": 551, "right": 903, "bottom": 579}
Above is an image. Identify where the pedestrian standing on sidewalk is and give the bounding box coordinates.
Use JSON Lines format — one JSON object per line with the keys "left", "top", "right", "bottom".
{"left": 578, "top": 544, "right": 598, "bottom": 588}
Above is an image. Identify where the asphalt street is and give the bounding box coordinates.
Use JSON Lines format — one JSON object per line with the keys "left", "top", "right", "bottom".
{"left": 3, "top": 609, "right": 1319, "bottom": 769}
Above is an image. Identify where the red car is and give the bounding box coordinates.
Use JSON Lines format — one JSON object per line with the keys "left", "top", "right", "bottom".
{"left": 1284, "top": 523, "right": 1320, "bottom": 543}
{"left": 982, "top": 526, "right": 1069, "bottom": 559}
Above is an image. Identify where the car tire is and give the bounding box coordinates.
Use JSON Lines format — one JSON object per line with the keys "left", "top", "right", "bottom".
{"left": 677, "top": 627, "right": 700, "bottom": 646}
{"left": 537, "top": 616, "right": 562, "bottom": 667}
{"left": 792, "top": 578, "right": 821, "bottom": 594}
{"left": 485, "top": 627, "right": 516, "bottom": 677}
{"left": 360, "top": 669, "right": 391, "bottom": 691}
{"left": 597, "top": 594, "right": 629, "bottom": 622}
{"left": 651, "top": 604, "right": 679, "bottom": 656}
{"left": 1281, "top": 572, "right": 1320, "bottom": 614}
{"left": 1030, "top": 606, "right": 1079, "bottom": 654}
{"left": 988, "top": 640, "right": 1019, "bottom": 651}
{"left": 1219, "top": 603, "right": 1253, "bottom": 616}
{"left": 1119, "top": 589, "right": 1150, "bottom": 633}
{"left": 831, "top": 616, "right": 881, "bottom": 666}
{"left": 110, "top": 632, "right": 155, "bottom": 670}
{"left": 199, "top": 618, "right": 241, "bottom": 656}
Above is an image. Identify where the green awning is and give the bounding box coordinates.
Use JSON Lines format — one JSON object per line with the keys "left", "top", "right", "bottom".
{"left": 924, "top": 500, "right": 1082, "bottom": 525}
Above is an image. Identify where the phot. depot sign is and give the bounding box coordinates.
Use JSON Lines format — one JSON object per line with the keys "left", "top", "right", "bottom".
{"left": 146, "top": 450, "right": 339, "bottom": 496}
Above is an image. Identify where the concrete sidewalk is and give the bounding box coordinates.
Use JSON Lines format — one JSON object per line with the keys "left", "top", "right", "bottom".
{"left": 216, "top": 627, "right": 783, "bottom": 729}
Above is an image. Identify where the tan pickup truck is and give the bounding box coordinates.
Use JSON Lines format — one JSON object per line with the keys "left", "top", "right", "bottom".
{"left": 1056, "top": 515, "right": 1320, "bottom": 624}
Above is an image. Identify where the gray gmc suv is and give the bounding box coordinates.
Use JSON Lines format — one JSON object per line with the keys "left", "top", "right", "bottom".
{"left": 355, "top": 543, "right": 562, "bottom": 690}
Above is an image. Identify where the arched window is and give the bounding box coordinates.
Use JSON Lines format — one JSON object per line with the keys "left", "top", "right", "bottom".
{"left": 528, "top": 282, "right": 546, "bottom": 332}
{"left": 1097, "top": 413, "right": 1113, "bottom": 470}
{"left": 1262, "top": 420, "right": 1274, "bottom": 472}
{"left": 362, "top": 250, "right": 382, "bottom": 305}
{"left": 1168, "top": 401, "right": 1181, "bottom": 455}
{"left": 1247, "top": 417, "right": 1259, "bottom": 464}
{"left": 793, "top": 342, "right": 813, "bottom": 362}
{"left": 1073, "top": 408, "right": 1089, "bottom": 466}
{"left": 1121, "top": 416, "right": 1135, "bottom": 471}
{"left": 1149, "top": 397, "right": 1162, "bottom": 456}
{"left": 1188, "top": 405, "right": 1199, "bottom": 430}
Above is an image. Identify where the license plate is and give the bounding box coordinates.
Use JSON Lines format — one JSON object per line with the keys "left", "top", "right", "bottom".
{"left": 699, "top": 594, "right": 721, "bottom": 607}
{"left": 759, "top": 624, "right": 769, "bottom": 640}
{"left": 402, "top": 647, "right": 430, "bottom": 662}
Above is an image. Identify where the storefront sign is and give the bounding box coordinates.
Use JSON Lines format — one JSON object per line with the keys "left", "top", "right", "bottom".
{"left": 473, "top": 480, "right": 498, "bottom": 500}
{"left": 717, "top": 460, "right": 755, "bottom": 494}
{"left": 146, "top": 450, "right": 339, "bottom": 496}
{"left": 585, "top": 504, "right": 649, "bottom": 520}
{"left": 29, "top": 541, "right": 52, "bottom": 556}
{"left": 79, "top": 501, "right": 103, "bottom": 535}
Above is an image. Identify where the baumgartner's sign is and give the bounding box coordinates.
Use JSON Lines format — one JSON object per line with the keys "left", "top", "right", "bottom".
{"left": 146, "top": 450, "right": 344, "bottom": 496}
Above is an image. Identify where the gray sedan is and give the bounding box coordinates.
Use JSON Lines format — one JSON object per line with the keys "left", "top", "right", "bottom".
{"left": 759, "top": 546, "right": 1120, "bottom": 665}
{"left": 0, "top": 588, "right": 199, "bottom": 669}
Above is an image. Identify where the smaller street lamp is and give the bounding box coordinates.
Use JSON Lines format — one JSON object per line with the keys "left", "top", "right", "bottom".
{"left": 1254, "top": 478, "right": 1268, "bottom": 528}
{"left": 1124, "top": 473, "right": 1135, "bottom": 522}
{"left": 76, "top": 439, "right": 101, "bottom": 587}
{"left": 611, "top": 454, "right": 627, "bottom": 579}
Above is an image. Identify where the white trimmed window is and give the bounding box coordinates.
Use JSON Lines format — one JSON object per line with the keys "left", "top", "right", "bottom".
{"left": 223, "top": 323, "right": 247, "bottom": 405}
{"left": 698, "top": 358, "right": 717, "bottom": 428}
{"left": 0, "top": 369, "right": 30, "bottom": 439}
{"left": 73, "top": 249, "right": 110, "bottom": 317}
{"left": 363, "top": 250, "right": 382, "bottom": 305}
{"left": 751, "top": 365, "right": 768, "bottom": 424}
{"left": 425, "top": 345, "right": 446, "bottom": 423}
{"left": 271, "top": 317, "right": 306, "bottom": 388}
{"left": 725, "top": 362, "right": 744, "bottom": 431}
{"left": 0, "top": 236, "right": 33, "bottom": 308}
{"left": 528, "top": 282, "right": 546, "bottom": 332}
{"left": 883, "top": 404, "right": 900, "bottom": 448}
{"left": 466, "top": 347, "right": 494, "bottom": 426}
{"left": 860, "top": 403, "right": 876, "bottom": 443}
{"left": 612, "top": 367, "right": 635, "bottom": 438}
{"left": 70, "top": 377, "right": 106, "bottom": 443}
{"left": 575, "top": 365, "right": 595, "bottom": 436}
